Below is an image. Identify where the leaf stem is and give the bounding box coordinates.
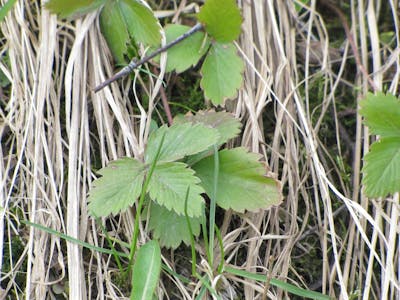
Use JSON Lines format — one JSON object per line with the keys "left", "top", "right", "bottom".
{"left": 94, "top": 23, "right": 204, "bottom": 92}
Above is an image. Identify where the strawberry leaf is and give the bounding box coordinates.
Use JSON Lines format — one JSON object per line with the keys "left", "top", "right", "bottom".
{"left": 162, "top": 24, "right": 210, "bottom": 73}
{"left": 359, "top": 92, "right": 400, "bottom": 137}
{"left": 119, "top": 0, "right": 161, "bottom": 47}
{"left": 200, "top": 42, "right": 244, "bottom": 105}
{"left": 88, "top": 158, "right": 145, "bottom": 217}
{"left": 148, "top": 202, "right": 202, "bottom": 249}
{"left": 148, "top": 162, "right": 205, "bottom": 217}
{"left": 174, "top": 110, "right": 242, "bottom": 145}
{"left": 197, "top": 0, "right": 242, "bottom": 43}
{"left": 193, "top": 148, "right": 282, "bottom": 212}
{"left": 45, "top": 0, "right": 105, "bottom": 19}
{"left": 100, "top": 1, "right": 130, "bottom": 63}
{"left": 145, "top": 123, "right": 219, "bottom": 164}
{"left": 362, "top": 137, "right": 400, "bottom": 197}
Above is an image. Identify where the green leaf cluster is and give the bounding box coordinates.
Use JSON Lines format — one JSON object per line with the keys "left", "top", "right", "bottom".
{"left": 88, "top": 111, "right": 282, "bottom": 248}
{"left": 45, "top": 0, "right": 161, "bottom": 63}
{"left": 46, "top": 0, "right": 244, "bottom": 105}
{"left": 359, "top": 92, "right": 400, "bottom": 197}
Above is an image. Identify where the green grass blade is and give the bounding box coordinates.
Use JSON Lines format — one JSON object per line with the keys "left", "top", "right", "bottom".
{"left": 208, "top": 144, "right": 219, "bottom": 266}
{"left": 184, "top": 186, "right": 197, "bottom": 276}
{"left": 22, "top": 220, "right": 129, "bottom": 258}
{"left": 225, "top": 266, "right": 331, "bottom": 300}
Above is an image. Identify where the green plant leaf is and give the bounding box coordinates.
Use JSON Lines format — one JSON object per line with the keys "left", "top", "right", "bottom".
{"left": 45, "top": 0, "right": 105, "bottom": 19}
{"left": 100, "top": 1, "right": 130, "bottom": 63}
{"left": 147, "top": 202, "right": 202, "bottom": 249}
{"left": 174, "top": 110, "right": 242, "bottom": 145}
{"left": 119, "top": 0, "right": 161, "bottom": 47}
{"left": 147, "top": 162, "right": 205, "bottom": 217}
{"left": 193, "top": 148, "right": 282, "bottom": 212}
{"left": 145, "top": 123, "right": 219, "bottom": 164}
{"left": 130, "top": 240, "right": 161, "bottom": 300}
{"left": 100, "top": 0, "right": 161, "bottom": 63}
{"left": 362, "top": 137, "right": 400, "bottom": 197}
{"left": 359, "top": 92, "right": 400, "bottom": 137}
{"left": 197, "top": 0, "right": 242, "bottom": 43}
{"left": 88, "top": 158, "right": 145, "bottom": 217}
{"left": 200, "top": 42, "right": 244, "bottom": 105}
{"left": 161, "top": 24, "right": 210, "bottom": 73}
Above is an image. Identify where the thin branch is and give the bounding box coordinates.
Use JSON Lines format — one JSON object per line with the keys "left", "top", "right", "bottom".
{"left": 94, "top": 23, "right": 204, "bottom": 93}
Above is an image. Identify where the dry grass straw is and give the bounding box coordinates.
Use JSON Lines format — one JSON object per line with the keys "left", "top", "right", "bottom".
{"left": 0, "top": 0, "right": 399, "bottom": 299}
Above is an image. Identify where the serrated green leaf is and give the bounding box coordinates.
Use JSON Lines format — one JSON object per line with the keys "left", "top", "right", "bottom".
{"left": 100, "top": 1, "right": 130, "bottom": 63}
{"left": 148, "top": 202, "right": 202, "bottom": 249}
{"left": 359, "top": 92, "right": 400, "bottom": 137}
{"left": 197, "top": 0, "right": 242, "bottom": 43}
{"left": 45, "top": 0, "right": 105, "bottom": 19}
{"left": 88, "top": 158, "right": 145, "bottom": 217}
{"left": 119, "top": 0, "right": 161, "bottom": 47}
{"left": 131, "top": 240, "right": 161, "bottom": 300}
{"left": 200, "top": 42, "right": 244, "bottom": 105}
{"left": 193, "top": 148, "right": 282, "bottom": 212}
{"left": 174, "top": 110, "right": 242, "bottom": 144}
{"left": 160, "top": 24, "right": 210, "bottom": 73}
{"left": 145, "top": 123, "right": 219, "bottom": 163}
{"left": 147, "top": 162, "right": 205, "bottom": 217}
{"left": 362, "top": 137, "right": 400, "bottom": 197}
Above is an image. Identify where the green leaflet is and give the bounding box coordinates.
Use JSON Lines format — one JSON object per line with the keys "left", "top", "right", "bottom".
{"left": 147, "top": 162, "right": 205, "bottom": 217}
{"left": 174, "top": 110, "right": 242, "bottom": 145}
{"left": 145, "top": 123, "right": 219, "bottom": 164}
{"left": 193, "top": 148, "right": 282, "bottom": 212}
{"left": 359, "top": 92, "right": 400, "bottom": 197}
{"left": 162, "top": 24, "right": 210, "bottom": 73}
{"left": 88, "top": 158, "right": 145, "bottom": 217}
{"left": 359, "top": 92, "right": 400, "bottom": 137}
{"left": 99, "top": 0, "right": 160, "bottom": 63}
{"left": 200, "top": 42, "right": 244, "bottom": 105}
{"left": 45, "top": 0, "right": 105, "bottom": 19}
{"left": 197, "top": 0, "right": 242, "bottom": 43}
{"left": 100, "top": 1, "right": 130, "bottom": 63}
{"left": 119, "top": 0, "right": 161, "bottom": 47}
{"left": 147, "top": 202, "right": 202, "bottom": 249}
{"left": 362, "top": 137, "right": 400, "bottom": 197}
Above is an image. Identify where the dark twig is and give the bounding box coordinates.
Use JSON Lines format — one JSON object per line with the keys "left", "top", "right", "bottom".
{"left": 94, "top": 23, "right": 204, "bottom": 93}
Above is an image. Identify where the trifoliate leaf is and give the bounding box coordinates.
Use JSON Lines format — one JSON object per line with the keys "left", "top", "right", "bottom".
{"left": 197, "top": 0, "right": 242, "bottom": 43}
{"left": 161, "top": 24, "right": 210, "bottom": 73}
{"left": 174, "top": 110, "right": 242, "bottom": 145}
{"left": 145, "top": 123, "right": 219, "bottom": 164}
{"left": 45, "top": 0, "right": 105, "bottom": 19}
{"left": 362, "top": 137, "right": 400, "bottom": 197}
{"left": 88, "top": 158, "right": 145, "bottom": 217}
{"left": 200, "top": 42, "right": 244, "bottom": 105}
{"left": 193, "top": 148, "right": 282, "bottom": 212}
{"left": 148, "top": 202, "right": 202, "bottom": 249}
{"left": 148, "top": 162, "right": 205, "bottom": 217}
{"left": 100, "top": 1, "right": 129, "bottom": 63}
{"left": 131, "top": 240, "right": 161, "bottom": 300}
{"left": 359, "top": 92, "right": 400, "bottom": 137}
{"left": 119, "top": 0, "right": 161, "bottom": 47}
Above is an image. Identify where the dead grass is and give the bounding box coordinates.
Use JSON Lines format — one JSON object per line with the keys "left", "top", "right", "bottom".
{"left": 0, "top": 0, "right": 399, "bottom": 299}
